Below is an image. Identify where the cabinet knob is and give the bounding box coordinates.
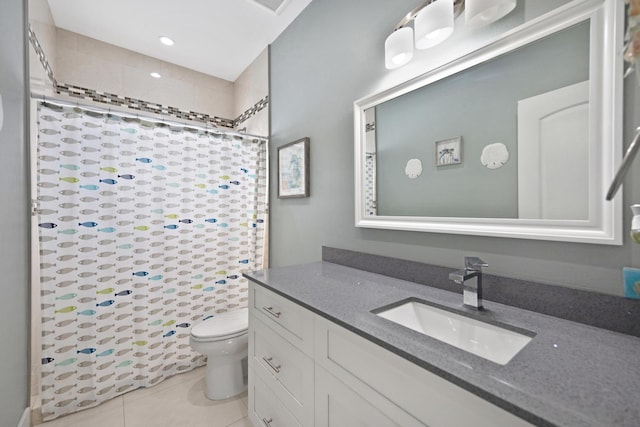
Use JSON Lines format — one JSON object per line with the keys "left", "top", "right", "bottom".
{"left": 262, "top": 417, "right": 273, "bottom": 427}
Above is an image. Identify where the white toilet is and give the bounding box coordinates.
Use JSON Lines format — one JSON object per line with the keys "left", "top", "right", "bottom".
{"left": 189, "top": 307, "right": 249, "bottom": 400}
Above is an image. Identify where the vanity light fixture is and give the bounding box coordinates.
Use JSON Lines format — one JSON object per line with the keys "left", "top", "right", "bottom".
{"left": 414, "top": 0, "right": 455, "bottom": 50}
{"left": 385, "top": 27, "right": 415, "bottom": 69}
{"left": 150, "top": 72, "right": 162, "bottom": 78}
{"left": 466, "top": 0, "right": 517, "bottom": 28}
{"left": 384, "top": 0, "right": 517, "bottom": 69}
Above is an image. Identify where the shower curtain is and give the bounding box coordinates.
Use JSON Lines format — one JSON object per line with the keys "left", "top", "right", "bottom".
{"left": 35, "top": 101, "right": 267, "bottom": 421}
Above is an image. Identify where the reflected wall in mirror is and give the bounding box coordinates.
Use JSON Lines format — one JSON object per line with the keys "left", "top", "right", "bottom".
{"left": 355, "top": 0, "right": 622, "bottom": 244}
{"left": 372, "top": 21, "right": 588, "bottom": 219}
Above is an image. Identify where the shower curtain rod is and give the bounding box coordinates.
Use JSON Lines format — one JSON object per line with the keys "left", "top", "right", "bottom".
{"left": 31, "top": 92, "right": 268, "bottom": 142}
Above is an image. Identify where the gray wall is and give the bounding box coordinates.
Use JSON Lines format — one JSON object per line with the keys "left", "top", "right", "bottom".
{"left": 270, "top": 0, "right": 637, "bottom": 296}
{"left": 376, "top": 21, "right": 589, "bottom": 218}
{"left": 0, "top": 0, "right": 30, "bottom": 425}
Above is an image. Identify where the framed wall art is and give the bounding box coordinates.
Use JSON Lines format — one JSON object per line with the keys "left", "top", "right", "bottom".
{"left": 278, "top": 137, "right": 310, "bottom": 198}
{"left": 435, "top": 137, "right": 462, "bottom": 166}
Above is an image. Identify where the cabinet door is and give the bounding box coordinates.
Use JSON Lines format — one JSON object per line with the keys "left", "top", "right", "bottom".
{"left": 315, "top": 365, "right": 424, "bottom": 427}
{"left": 315, "top": 316, "right": 534, "bottom": 427}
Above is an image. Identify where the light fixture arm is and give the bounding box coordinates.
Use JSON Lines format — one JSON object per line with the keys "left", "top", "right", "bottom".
{"left": 392, "top": 0, "right": 465, "bottom": 31}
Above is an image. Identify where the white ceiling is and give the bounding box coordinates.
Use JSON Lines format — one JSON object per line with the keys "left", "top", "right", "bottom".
{"left": 47, "top": 0, "right": 313, "bottom": 82}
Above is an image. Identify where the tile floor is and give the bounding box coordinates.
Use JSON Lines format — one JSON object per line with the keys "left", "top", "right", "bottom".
{"left": 32, "top": 367, "right": 252, "bottom": 427}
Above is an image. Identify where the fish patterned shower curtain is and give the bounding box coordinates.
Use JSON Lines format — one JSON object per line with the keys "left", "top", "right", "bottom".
{"left": 35, "top": 101, "right": 267, "bottom": 421}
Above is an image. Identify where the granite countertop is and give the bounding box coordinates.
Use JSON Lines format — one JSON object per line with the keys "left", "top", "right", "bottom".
{"left": 244, "top": 261, "right": 640, "bottom": 427}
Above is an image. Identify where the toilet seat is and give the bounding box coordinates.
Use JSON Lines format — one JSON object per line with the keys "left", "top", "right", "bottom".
{"left": 189, "top": 329, "right": 247, "bottom": 342}
{"left": 190, "top": 307, "right": 248, "bottom": 342}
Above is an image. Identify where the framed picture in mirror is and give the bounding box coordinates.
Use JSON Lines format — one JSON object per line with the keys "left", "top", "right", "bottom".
{"left": 435, "top": 137, "right": 462, "bottom": 166}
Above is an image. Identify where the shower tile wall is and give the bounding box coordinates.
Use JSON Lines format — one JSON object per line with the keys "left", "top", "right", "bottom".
{"left": 28, "top": 0, "right": 57, "bottom": 91}
{"left": 234, "top": 48, "right": 269, "bottom": 136}
{"left": 55, "top": 29, "right": 236, "bottom": 120}
{"left": 27, "top": 0, "right": 270, "bottom": 135}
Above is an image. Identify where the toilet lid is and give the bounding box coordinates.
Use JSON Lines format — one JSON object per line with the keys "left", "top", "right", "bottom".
{"left": 191, "top": 307, "right": 248, "bottom": 339}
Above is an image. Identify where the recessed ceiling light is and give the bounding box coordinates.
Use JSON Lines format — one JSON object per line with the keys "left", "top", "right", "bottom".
{"left": 159, "top": 36, "right": 175, "bottom": 46}
{"left": 150, "top": 72, "right": 161, "bottom": 78}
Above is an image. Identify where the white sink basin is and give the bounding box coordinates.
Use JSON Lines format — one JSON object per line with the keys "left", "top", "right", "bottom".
{"left": 375, "top": 299, "right": 534, "bottom": 365}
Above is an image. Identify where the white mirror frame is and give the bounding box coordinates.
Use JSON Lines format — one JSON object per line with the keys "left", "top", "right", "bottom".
{"left": 354, "top": 0, "right": 623, "bottom": 245}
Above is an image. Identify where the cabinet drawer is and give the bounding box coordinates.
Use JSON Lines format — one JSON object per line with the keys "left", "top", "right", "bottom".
{"left": 250, "top": 314, "right": 314, "bottom": 426}
{"left": 315, "top": 316, "right": 533, "bottom": 427}
{"left": 249, "top": 281, "right": 314, "bottom": 355}
{"left": 249, "top": 367, "right": 302, "bottom": 427}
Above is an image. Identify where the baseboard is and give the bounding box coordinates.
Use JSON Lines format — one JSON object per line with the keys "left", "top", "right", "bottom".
{"left": 17, "top": 407, "right": 29, "bottom": 427}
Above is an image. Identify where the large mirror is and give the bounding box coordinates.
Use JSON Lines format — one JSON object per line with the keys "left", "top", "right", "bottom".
{"left": 354, "top": 0, "right": 622, "bottom": 245}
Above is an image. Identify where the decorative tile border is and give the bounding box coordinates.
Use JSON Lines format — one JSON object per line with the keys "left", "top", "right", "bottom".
{"left": 28, "top": 25, "right": 267, "bottom": 131}
{"left": 28, "top": 25, "right": 57, "bottom": 86}
{"left": 234, "top": 95, "right": 269, "bottom": 127}
{"left": 55, "top": 83, "right": 236, "bottom": 128}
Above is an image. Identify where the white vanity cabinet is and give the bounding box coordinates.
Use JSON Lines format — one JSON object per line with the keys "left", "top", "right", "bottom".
{"left": 248, "top": 281, "right": 534, "bottom": 427}
{"left": 248, "top": 283, "right": 315, "bottom": 427}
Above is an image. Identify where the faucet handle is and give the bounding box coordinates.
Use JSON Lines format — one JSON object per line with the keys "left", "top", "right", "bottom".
{"left": 465, "top": 256, "right": 488, "bottom": 270}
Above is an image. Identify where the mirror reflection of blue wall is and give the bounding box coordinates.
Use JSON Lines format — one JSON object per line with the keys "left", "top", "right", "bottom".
{"left": 375, "top": 21, "right": 589, "bottom": 218}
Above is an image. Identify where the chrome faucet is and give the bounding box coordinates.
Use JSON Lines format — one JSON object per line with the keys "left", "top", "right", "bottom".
{"left": 449, "top": 257, "right": 488, "bottom": 310}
